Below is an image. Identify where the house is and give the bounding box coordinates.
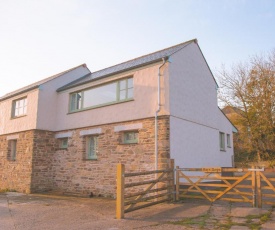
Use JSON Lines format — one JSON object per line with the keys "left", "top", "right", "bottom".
{"left": 0, "top": 39, "right": 235, "bottom": 197}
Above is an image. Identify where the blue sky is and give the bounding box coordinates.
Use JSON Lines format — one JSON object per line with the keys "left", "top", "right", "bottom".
{"left": 0, "top": 0, "right": 274, "bottom": 96}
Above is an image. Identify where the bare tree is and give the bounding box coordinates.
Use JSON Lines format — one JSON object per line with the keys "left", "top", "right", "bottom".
{"left": 218, "top": 49, "right": 275, "bottom": 162}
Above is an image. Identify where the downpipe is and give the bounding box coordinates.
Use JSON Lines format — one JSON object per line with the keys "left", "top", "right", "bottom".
{"left": 155, "top": 58, "right": 167, "bottom": 171}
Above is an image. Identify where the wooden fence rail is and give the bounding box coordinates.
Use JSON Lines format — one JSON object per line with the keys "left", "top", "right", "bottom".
{"left": 256, "top": 171, "right": 275, "bottom": 207}
{"left": 176, "top": 167, "right": 275, "bottom": 208}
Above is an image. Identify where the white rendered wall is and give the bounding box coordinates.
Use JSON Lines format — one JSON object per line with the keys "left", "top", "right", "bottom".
{"left": 169, "top": 43, "right": 218, "bottom": 127}
{"left": 0, "top": 65, "right": 90, "bottom": 135}
{"left": 0, "top": 89, "right": 39, "bottom": 135}
{"left": 36, "top": 65, "right": 90, "bottom": 131}
{"left": 54, "top": 62, "right": 170, "bottom": 131}
{"left": 170, "top": 117, "right": 221, "bottom": 167}
{"left": 169, "top": 42, "right": 233, "bottom": 168}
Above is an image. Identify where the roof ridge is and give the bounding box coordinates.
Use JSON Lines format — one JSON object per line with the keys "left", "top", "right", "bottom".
{"left": 91, "top": 39, "right": 196, "bottom": 75}
{"left": 0, "top": 63, "right": 87, "bottom": 100}
{"left": 32, "top": 63, "right": 88, "bottom": 86}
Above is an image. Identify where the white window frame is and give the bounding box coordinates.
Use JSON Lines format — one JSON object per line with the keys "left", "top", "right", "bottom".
{"left": 219, "top": 132, "right": 225, "bottom": 151}
{"left": 69, "top": 77, "right": 133, "bottom": 112}
{"left": 86, "top": 136, "right": 98, "bottom": 160}
{"left": 12, "top": 97, "right": 27, "bottom": 118}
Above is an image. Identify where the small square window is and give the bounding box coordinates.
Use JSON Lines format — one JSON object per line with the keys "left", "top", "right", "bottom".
{"left": 12, "top": 97, "right": 27, "bottom": 118}
{"left": 59, "top": 138, "right": 68, "bottom": 149}
{"left": 227, "top": 134, "right": 231, "bottom": 148}
{"left": 123, "top": 131, "right": 138, "bottom": 144}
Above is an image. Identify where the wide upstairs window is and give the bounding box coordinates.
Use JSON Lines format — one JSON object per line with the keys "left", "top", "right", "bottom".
{"left": 83, "top": 82, "right": 117, "bottom": 108}
{"left": 69, "top": 77, "right": 133, "bottom": 112}
{"left": 12, "top": 97, "right": 27, "bottom": 118}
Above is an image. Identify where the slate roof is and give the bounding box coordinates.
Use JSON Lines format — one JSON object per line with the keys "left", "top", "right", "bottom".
{"left": 1, "top": 39, "right": 197, "bottom": 100}
{"left": 0, "top": 64, "right": 88, "bottom": 101}
{"left": 57, "top": 39, "right": 197, "bottom": 92}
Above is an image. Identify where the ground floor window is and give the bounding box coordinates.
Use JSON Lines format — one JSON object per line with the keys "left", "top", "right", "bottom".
{"left": 123, "top": 131, "right": 138, "bottom": 144}
{"left": 59, "top": 138, "right": 68, "bottom": 149}
{"left": 8, "top": 140, "right": 17, "bottom": 161}
{"left": 86, "top": 136, "right": 98, "bottom": 160}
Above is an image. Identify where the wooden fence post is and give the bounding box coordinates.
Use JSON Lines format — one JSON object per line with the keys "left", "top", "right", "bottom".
{"left": 169, "top": 159, "right": 175, "bottom": 202}
{"left": 256, "top": 170, "right": 262, "bottom": 208}
{"left": 176, "top": 166, "right": 179, "bottom": 201}
{"left": 251, "top": 166, "right": 256, "bottom": 208}
{"left": 116, "top": 163, "right": 125, "bottom": 219}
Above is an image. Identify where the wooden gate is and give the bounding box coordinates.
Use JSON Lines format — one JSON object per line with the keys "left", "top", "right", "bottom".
{"left": 176, "top": 167, "right": 275, "bottom": 208}
{"left": 116, "top": 165, "right": 275, "bottom": 219}
{"left": 256, "top": 168, "right": 275, "bottom": 207}
{"left": 116, "top": 162, "right": 174, "bottom": 219}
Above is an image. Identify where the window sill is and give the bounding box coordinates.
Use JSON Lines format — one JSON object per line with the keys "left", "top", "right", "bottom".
{"left": 67, "top": 98, "right": 134, "bottom": 115}
{"left": 10, "top": 115, "right": 27, "bottom": 120}
{"left": 119, "top": 142, "right": 139, "bottom": 145}
{"left": 220, "top": 149, "right": 226, "bottom": 152}
{"left": 83, "top": 159, "right": 98, "bottom": 161}
{"left": 57, "top": 148, "right": 68, "bottom": 150}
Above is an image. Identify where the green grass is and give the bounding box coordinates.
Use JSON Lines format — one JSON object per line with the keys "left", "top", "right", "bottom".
{"left": 169, "top": 208, "right": 212, "bottom": 229}
{"left": 168, "top": 205, "right": 274, "bottom": 230}
{"left": 217, "top": 209, "right": 272, "bottom": 230}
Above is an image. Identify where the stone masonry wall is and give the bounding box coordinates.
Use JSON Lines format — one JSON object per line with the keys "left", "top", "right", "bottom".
{"left": 30, "top": 130, "right": 56, "bottom": 193}
{"left": 0, "top": 116, "right": 170, "bottom": 197}
{"left": 52, "top": 116, "right": 170, "bottom": 197}
{"left": 0, "top": 130, "right": 57, "bottom": 193}
{"left": 0, "top": 130, "right": 34, "bottom": 193}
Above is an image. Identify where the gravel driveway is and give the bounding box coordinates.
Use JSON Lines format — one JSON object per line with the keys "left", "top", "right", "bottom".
{"left": 1, "top": 192, "right": 275, "bottom": 230}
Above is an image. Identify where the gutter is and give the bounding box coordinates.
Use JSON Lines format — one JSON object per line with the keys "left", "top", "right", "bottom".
{"left": 0, "top": 85, "right": 39, "bottom": 102}
{"left": 155, "top": 57, "right": 168, "bottom": 170}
